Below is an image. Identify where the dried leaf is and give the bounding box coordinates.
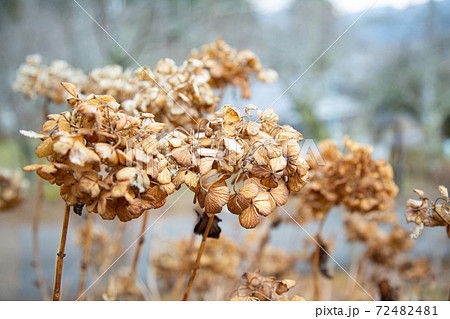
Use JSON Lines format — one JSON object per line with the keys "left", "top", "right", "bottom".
{"left": 224, "top": 107, "right": 240, "bottom": 125}
{"left": 253, "top": 190, "right": 276, "bottom": 217}
{"left": 35, "top": 138, "right": 53, "bottom": 158}
{"left": 439, "top": 185, "right": 449, "bottom": 201}
{"left": 204, "top": 179, "right": 230, "bottom": 215}
{"left": 270, "top": 182, "right": 289, "bottom": 206}
{"left": 60, "top": 82, "right": 78, "bottom": 98}
{"left": 193, "top": 210, "right": 222, "bottom": 239}
{"left": 239, "top": 205, "right": 260, "bottom": 229}
{"left": 318, "top": 239, "right": 333, "bottom": 279}
{"left": 19, "top": 130, "right": 45, "bottom": 139}
{"left": 239, "top": 179, "right": 259, "bottom": 199}
{"left": 227, "top": 193, "right": 251, "bottom": 215}
{"left": 414, "top": 189, "right": 425, "bottom": 198}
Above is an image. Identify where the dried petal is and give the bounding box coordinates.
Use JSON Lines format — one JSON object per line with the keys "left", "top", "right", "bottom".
{"left": 239, "top": 205, "right": 260, "bottom": 229}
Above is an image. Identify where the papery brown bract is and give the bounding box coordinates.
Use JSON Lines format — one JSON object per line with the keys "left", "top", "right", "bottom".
{"left": 232, "top": 270, "right": 300, "bottom": 301}
{"left": 190, "top": 38, "right": 278, "bottom": 98}
{"left": 405, "top": 186, "right": 450, "bottom": 239}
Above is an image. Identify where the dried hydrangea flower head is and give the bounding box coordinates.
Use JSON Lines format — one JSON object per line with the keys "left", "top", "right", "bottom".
{"left": 294, "top": 137, "right": 398, "bottom": 224}
{"left": 190, "top": 38, "right": 278, "bottom": 98}
{"left": 15, "top": 40, "right": 276, "bottom": 134}
{"left": 231, "top": 270, "right": 300, "bottom": 301}
{"left": 121, "top": 58, "right": 218, "bottom": 129}
{"left": 74, "top": 222, "right": 111, "bottom": 266}
{"left": 88, "top": 65, "right": 139, "bottom": 102}
{"left": 0, "top": 168, "right": 26, "bottom": 210}
{"left": 102, "top": 268, "right": 147, "bottom": 301}
{"left": 405, "top": 186, "right": 450, "bottom": 239}
{"left": 339, "top": 137, "right": 398, "bottom": 213}
{"left": 344, "top": 213, "right": 413, "bottom": 266}
{"left": 13, "top": 55, "right": 88, "bottom": 104}
{"left": 164, "top": 104, "right": 309, "bottom": 228}
{"left": 397, "top": 258, "right": 431, "bottom": 282}
{"left": 21, "top": 82, "right": 307, "bottom": 228}
{"left": 153, "top": 236, "right": 245, "bottom": 294}
{"left": 258, "top": 248, "right": 299, "bottom": 279}
{"left": 292, "top": 139, "right": 342, "bottom": 222}
{"left": 22, "top": 83, "right": 170, "bottom": 222}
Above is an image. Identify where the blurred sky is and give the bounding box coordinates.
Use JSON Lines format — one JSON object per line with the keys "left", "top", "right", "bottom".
{"left": 330, "top": 0, "right": 442, "bottom": 13}
{"left": 250, "top": 0, "right": 442, "bottom": 14}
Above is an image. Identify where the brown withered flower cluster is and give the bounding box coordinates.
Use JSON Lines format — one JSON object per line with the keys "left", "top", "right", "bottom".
{"left": 166, "top": 104, "right": 309, "bottom": 229}
{"left": 13, "top": 54, "right": 88, "bottom": 104}
{"left": 121, "top": 58, "right": 218, "bottom": 129}
{"left": 405, "top": 186, "right": 450, "bottom": 239}
{"left": 344, "top": 212, "right": 433, "bottom": 286}
{"left": 102, "top": 268, "right": 147, "bottom": 301}
{"left": 344, "top": 213, "right": 413, "bottom": 266}
{"left": 0, "top": 168, "right": 26, "bottom": 210}
{"left": 231, "top": 270, "right": 303, "bottom": 301}
{"left": 15, "top": 39, "right": 276, "bottom": 132}
{"left": 258, "top": 249, "right": 300, "bottom": 279}
{"left": 22, "top": 83, "right": 170, "bottom": 222}
{"left": 190, "top": 38, "right": 278, "bottom": 98}
{"left": 21, "top": 83, "right": 308, "bottom": 227}
{"left": 13, "top": 55, "right": 216, "bottom": 129}
{"left": 397, "top": 258, "right": 431, "bottom": 282}
{"left": 88, "top": 65, "right": 139, "bottom": 103}
{"left": 294, "top": 137, "right": 398, "bottom": 223}
{"left": 153, "top": 236, "right": 245, "bottom": 294}
{"left": 73, "top": 221, "right": 111, "bottom": 266}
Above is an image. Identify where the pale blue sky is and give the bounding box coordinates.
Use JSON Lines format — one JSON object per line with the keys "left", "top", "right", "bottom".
{"left": 249, "top": 0, "right": 441, "bottom": 15}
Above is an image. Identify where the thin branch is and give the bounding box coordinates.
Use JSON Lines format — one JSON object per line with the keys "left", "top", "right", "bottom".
{"left": 182, "top": 215, "right": 214, "bottom": 301}
{"left": 53, "top": 204, "right": 71, "bottom": 301}
{"left": 77, "top": 212, "right": 93, "bottom": 300}
{"left": 31, "top": 99, "right": 50, "bottom": 300}
{"left": 312, "top": 240, "right": 321, "bottom": 300}
{"left": 312, "top": 214, "right": 328, "bottom": 301}
{"left": 171, "top": 233, "right": 196, "bottom": 299}
{"left": 352, "top": 250, "right": 369, "bottom": 299}
{"left": 131, "top": 210, "right": 149, "bottom": 279}
{"left": 31, "top": 165, "right": 48, "bottom": 300}
{"left": 253, "top": 216, "right": 281, "bottom": 268}
{"left": 100, "top": 220, "right": 125, "bottom": 273}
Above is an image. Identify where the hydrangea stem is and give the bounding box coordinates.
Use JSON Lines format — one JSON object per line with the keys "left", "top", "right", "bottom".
{"left": 312, "top": 240, "right": 321, "bottom": 300}
{"left": 182, "top": 215, "right": 214, "bottom": 301}
{"left": 313, "top": 215, "right": 327, "bottom": 301}
{"left": 32, "top": 163, "right": 48, "bottom": 300}
{"left": 352, "top": 251, "right": 369, "bottom": 299}
{"left": 171, "top": 233, "right": 196, "bottom": 299}
{"left": 131, "top": 210, "right": 149, "bottom": 279}
{"left": 53, "top": 204, "right": 70, "bottom": 301}
{"left": 32, "top": 99, "right": 50, "bottom": 300}
{"left": 253, "top": 216, "right": 281, "bottom": 268}
{"left": 100, "top": 220, "right": 125, "bottom": 273}
{"left": 77, "top": 212, "right": 93, "bottom": 300}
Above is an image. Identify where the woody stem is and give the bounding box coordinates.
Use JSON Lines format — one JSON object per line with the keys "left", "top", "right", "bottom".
{"left": 77, "top": 212, "right": 93, "bottom": 300}
{"left": 32, "top": 162, "right": 48, "bottom": 300}
{"left": 131, "top": 210, "right": 149, "bottom": 279}
{"left": 312, "top": 241, "right": 321, "bottom": 301}
{"left": 171, "top": 233, "right": 196, "bottom": 298}
{"left": 313, "top": 215, "right": 327, "bottom": 301}
{"left": 182, "top": 215, "right": 214, "bottom": 301}
{"left": 32, "top": 99, "right": 51, "bottom": 301}
{"left": 254, "top": 216, "right": 281, "bottom": 268}
{"left": 100, "top": 220, "right": 125, "bottom": 273}
{"left": 53, "top": 204, "right": 70, "bottom": 301}
{"left": 352, "top": 250, "right": 369, "bottom": 299}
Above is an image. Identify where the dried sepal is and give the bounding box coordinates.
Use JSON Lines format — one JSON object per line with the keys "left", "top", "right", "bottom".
{"left": 239, "top": 205, "right": 260, "bottom": 229}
